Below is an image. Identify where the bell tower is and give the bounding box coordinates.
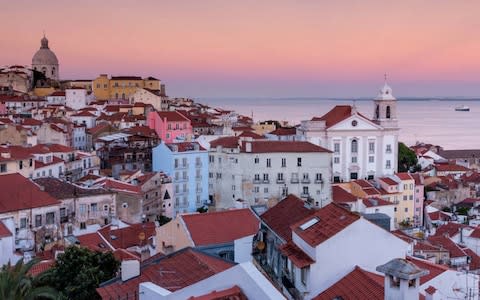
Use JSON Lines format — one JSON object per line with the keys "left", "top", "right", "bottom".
{"left": 373, "top": 74, "right": 398, "bottom": 128}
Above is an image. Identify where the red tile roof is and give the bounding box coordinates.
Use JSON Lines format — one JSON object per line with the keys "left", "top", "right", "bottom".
{"left": 210, "top": 136, "right": 240, "bottom": 149}
{"left": 181, "top": 209, "right": 259, "bottom": 246}
{"left": 188, "top": 285, "right": 246, "bottom": 300}
{"left": 34, "top": 177, "right": 111, "bottom": 199}
{"left": 354, "top": 179, "right": 374, "bottom": 188}
{"left": 166, "top": 142, "right": 206, "bottom": 152}
{"left": 435, "top": 164, "right": 470, "bottom": 172}
{"left": 313, "top": 266, "right": 384, "bottom": 300}
{"left": 406, "top": 256, "right": 449, "bottom": 284}
{"left": 469, "top": 227, "right": 480, "bottom": 239}
{"left": 427, "top": 235, "right": 467, "bottom": 258}
{"left": 21, "top": 118, "right": 43, "bottom": 126}
{"left": 260, "top": 194, "right": 316, "bottom": 241}
{"left": 434, "top": 222, "right": 470, "bottom": 238}
{"left": 311, "top": 105, "right": 353, "bottom": 128}
{"left": 240, "top": 140, "right": 331, "bottom": 153}
{"left": 396, "top": 173, "right": 414, "bottom": 181}
{"left": 379, "top": 177, "right": 398, "bottom": 186}
{"left": 71, "top": 110, "right": 96, "bottom": 117}
{"left": 28, "top": 260, "right": 55, "bottom": 276}
{"left": 97, "top": 178, "right": 141, "bottom": 194}
{"left": 0, "top": 174, "right": 60, "bottom": 213}
{"left": 237, "top": 131, "right": 264, "bottom": 139}
{"left": 292, "top": 204, "right": 360, "bottom": 247}
{"left": 155, "top": 111, "right": 190, "bottom": 122}
{"left": 268, "top": 127, "right": 297, "bottom": 136}
{"left": 279, "top": 241, "right": 315, "bottom": 268}
{"left": 427, "top": 211, "right": 451, "bottom": 222}
{"left": 332, "top": 186, "right": 358, "bottom": 203}
{"left": 98, "top": 222, "right": 156, "bottom": 249}
{"left": 96, "top": 248, "right": 234, "bottom": 299}
{"left": 0, "top": 221, "right": 12, "bottom": 238}
{"left": 362, "top": 197, "right": 394, "bottom": 207}
{"left": 77, "top": 232, "right": 113, "bottom": 252}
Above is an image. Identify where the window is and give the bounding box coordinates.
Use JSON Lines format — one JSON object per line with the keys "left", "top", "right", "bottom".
{"left": 315, "top": 173, "right": 322, "bottom": 181}
{"left": 333, "top": 176, "right": 340, "bottom": 183}
{"left": 352, "top": 156, "right": 357, "bottom": 163}
{"left": 254, "top": 186, "right": 260, "bottom": 193}
{"left": 104, "top": 205, "right": 109, "bottom": 212}
{"left": 302, "top": 186, "right": 309, "bottom": 195}
{"left": 386, "top": 144, "right": 392, "bottom": 153}
{"left": 281, "top": 158, "right": 286, "bottom": 167}
{"left": 254, "top": 157, "right": 259, "bottom": 164}
{"left": 369, "top": 156, "right": 374, "bottom": 163}
{"left": 79, "top": 204, "right": 86, "bottom": 214}
{"left": 46, "top": 212, "right": 55, "bottom": 225}
{"left": 20, "top": 217, "right": 27, "bottom": 229}
{"left": 334, "top": 143, "right": 340, "bottom": 153}
{"left": 334, "top": 157, "right": 340, "bottom": 164}
{"left": 300, "top": 268, "right": 307, "bottom": 286}
{"left": 404, "top": 207, "right": 408, "bottom": 212}
{"left": 263, "top": 174, "right": 269, "bottom": 181}
{"left": 386, "top": 160, "right": 391, "bottom": 169}
{"left": 174, "top": 159, "right": 179, "bottom": 168}
{"left": 386, "top": 106, "right": 391, "bottom": 119}
{"left": 254, "top": 174, "right": 260, "bottom": 181}
{"left": 351, "top": 139, "right": 358, "bottom": 153}
{"left": 91, "top": 203, "right": 98, "bottom": 212}
{"left": 80, "top": 222, "right": 86, "bottom": 229}
{"left": 403, "top": 195, "right": 408, "bottom": 201}
{"left": 209, "top": 155, "right": 214, "bottom": 163}
{"left": 404, "top": 184, "right": 408, "bottom": 190}
{"left": 369, "top": 142, "right": 375, "bottom": 153}
{"left": 394, "top": 207, "right": 397, "bottom": 212}
{"left": 232, "top": 185, "right": 236, "bottom": 191}
{"left": 303, "top": 173, "right": 309, "bottom": 180}
{"left": 264, "top": 187, "right": 268, "bottom": 193}
{"left": 277, "top": 173, "right": 284, "bottom": 180}
{"left": 0, "top": 164, "right": 6, "bottom": 173}
{"left": 409, "top": 195, "right": 413, "bottom": 200}
{"left": 29, "top": 159, "right": 33, "bottom": 167}
{"left": 297, "top": 157, "right": 302, "bottom": 167}
{"left": 19, "top": 160, "right": 23, "bottom": 170}
{"left": 266, "top": 158, "right": 271, "bottom": 168}
{"left": 350, "top": 172, "right": 358, "bottom": 180}
{"left": 35, "top": 215, "right": 42, "bottom": 227}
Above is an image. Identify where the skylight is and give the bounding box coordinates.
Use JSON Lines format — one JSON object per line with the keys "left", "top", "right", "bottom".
{"left": 300, "top": 217, "right": 319, "bottom": 230}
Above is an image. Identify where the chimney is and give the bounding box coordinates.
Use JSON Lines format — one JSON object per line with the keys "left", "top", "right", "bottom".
{"left": 121, "top": 260, "right": 140, "bottom": 281}
{"left": 424, "top": 286, "right": 437, "bottom": 300}
{"left": 245, "top": 142, "right": 252, "bottom": 153}
{"left": 376, "top": 258, "right": 429, "bottom": 300}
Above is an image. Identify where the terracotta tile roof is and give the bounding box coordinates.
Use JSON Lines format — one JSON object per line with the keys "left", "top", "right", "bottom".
{"left": 458, "top": 198, "right": 480, "bottom": 206}
{"left": 353, "top": 179, "right": 374, "bottom": 188}
{"left": 97, "top": 178, "right": 141, "bottom": 194}
{"left": 279, "top": 241, "right": 315, "bottom": 268}
{"left": 155, "top": 111, "right": 190, "bottom": 122}
{"left": 28, "top": 260, "right": 55, "bottom": 276}
{"left": 122, "top": 125, "right": 157, "bottom": 138}
{"left": 292, "top": 204, "right": 360, "bottom": 247}
{"left": 406, "top": 256, "right": 449, "bottom": 284}
{"left": 268, "top": 127, "right": 297, "bottom": 136}
{"left": 166, "top": 142, "right": 206, "bottom": 152}
{"left": 332, "top": 186, "right": 358, "bottom": 203}
{"left": 21, "top": 118, "right": 43, "bottom": 126}
{"left": 427, "top": 211, "right": 451, "bottom": 222}
{"left": 237, "top": 131, "right": 264, "bottom": 139}
{"left": 34, "top": 177, "right": 111, "bottom": 199}
{"left": 113, "top": 248, "right": 141, "bottom": 261}
{"left": 362, "top": 197, "right": 394, "bottom": 207}
{"left": 468, "top": 227, "right": 480, "bottom": 239}
{"left": 49, "top": 91, "right": 65, "bottom": 96}
{"left": 379, "top": 177, "right": 398, "bottom": 186}
{"left": 0, "top": 173, "right": 60, "bottom": 213}
{"left": 364, "top": 187, "right": 382, "bottom": 195}
{"left": 413, "top": 241, "right": 444, "bottom": 252}
{"left": 434, "top": 222, "right": 470, "bottom": 237}
{"left": 71, "top": 110, "right": 96, "bottom": 117}
{"left": 310, "top": 105, "right": 371, "bottom": 129}
{"left": 96, "top": 248, "right": 234, "bottom": 298}
{"left": 0, "top": 221, "right": 12, "bottom": 238}
{"left": 34, "top": 156, "right": 63, "bottom": 169}
{"left": 438, "top": 149, "right": 480, "bottom": 159}
{"left": 240, "top": 140, "right": 332, "bottom": 153}
{"left": 181, "top": 209, "right": 259, "bottom": 246}
{"left": 260, "top": 194, "right": 316, "bottom": 242}
{"left": 98, "top": 222, "right": 156, "bottom": 250}
{"left": 396, "top": 173, "right": 414, "bottom": 181}
{"left": 435, "top": 164, "right": 470, "bottom": 172}
{"left": 188, "top": 285, "right": 246, "bottom": 300}
{"left": 313, "top": 266, "right": 384, "bottom": 300}
{"left": 77, "top": 232, "right": 113, "bottom": 252}
{"left": 427, "top": 235, "right": 467, "bottom": 258}
{"left": 210, "top": 136, "right": 240, "bottom": 149}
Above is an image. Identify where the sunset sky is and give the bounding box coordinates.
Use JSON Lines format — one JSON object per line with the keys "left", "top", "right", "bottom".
{"left": 1, "top": 1, "right": 480, "bottom": 98}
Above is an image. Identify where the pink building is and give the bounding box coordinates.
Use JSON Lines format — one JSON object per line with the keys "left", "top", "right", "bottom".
{"left": 412, "top": 173, "right": 425, "bottom": 226}
{"left": 147, "top": 111, "right": 192, "bottom": 143}
{"left": 0, "top": 96, "right": 7, "bottom": 114}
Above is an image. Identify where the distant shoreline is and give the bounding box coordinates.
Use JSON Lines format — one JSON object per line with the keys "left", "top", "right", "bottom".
{"left": 198, "top": 97, "right": 480, "bottom": 102}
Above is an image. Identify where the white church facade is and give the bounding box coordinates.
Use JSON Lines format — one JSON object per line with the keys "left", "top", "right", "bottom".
{"left": 297, "top": 81, "right": 400, "bottom": 183}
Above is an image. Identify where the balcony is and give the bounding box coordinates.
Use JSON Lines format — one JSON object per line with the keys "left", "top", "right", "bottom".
{"left": 301, "top": 178, "right": 311, "bottom": 184}
{"left": 253, "top": 179, "right": 262, "bottom": 184}
{"left": 291, "top": 178, "right": 299, "bottom": 184}
{"left": 314, "top": 179, "right": 323, "bottom": 184}
{"left": 262, "top": 179, "right": 270, "bottom": 184}
{"left": 301, "top": 192, "right": 310, "bottom": 198}
{"left": 174, "top": 164, "right": 189, "bottom": 170}
{"left": 276, "top": 179, "right": 285, "bottom": 184}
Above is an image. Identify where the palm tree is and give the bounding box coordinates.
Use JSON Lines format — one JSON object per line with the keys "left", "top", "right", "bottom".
{"left": 0, "top": 259, "right": 58, "bottom": 300}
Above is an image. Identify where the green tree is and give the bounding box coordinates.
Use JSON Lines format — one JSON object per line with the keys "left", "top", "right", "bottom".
{"left": 398, "top": 142, "right": 419, "bottom": 172}
{"left": 41, "top": 246, "right": 119, "bottom": 300}
{"left": 0, "top": 259, "right": 57, "bottom": 300}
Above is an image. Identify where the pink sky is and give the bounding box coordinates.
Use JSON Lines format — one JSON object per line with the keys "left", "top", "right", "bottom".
{"left": 1, "top": 1, "right": 480, "bottom": 97}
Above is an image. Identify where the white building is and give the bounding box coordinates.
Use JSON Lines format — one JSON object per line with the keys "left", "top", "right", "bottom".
{"left": 130, "top": 88, "right": 168, "bottom": 111}
{"left": 65, "top": 88, "right": 88, "bottom": 110}
{"left": 208, "top": 137, "right": 332, "bottom": 209}
{"left": 297, "top": 81, "right": 400, "bottom": 183}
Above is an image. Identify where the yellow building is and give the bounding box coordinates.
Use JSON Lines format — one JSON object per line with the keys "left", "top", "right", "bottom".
{"left": 92, "top": 74, "right": 162, "bottom": 100}
{"left": 378, "top": 174, "right": 415, "bottom": 226}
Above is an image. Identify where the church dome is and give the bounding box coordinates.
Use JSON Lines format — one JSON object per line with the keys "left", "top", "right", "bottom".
{"left": 32, "top": 36, "right": 58, "bottom": 66}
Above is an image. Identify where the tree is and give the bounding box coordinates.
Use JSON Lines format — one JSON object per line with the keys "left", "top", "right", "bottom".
{"left": 41, "top": 246, "right": 119, "bottom": 300}
{"left": 398, "top": 142, "right": 419, "bottom": 172}
{"left": 0, "top": 259, "right": 57, "bottom": 300}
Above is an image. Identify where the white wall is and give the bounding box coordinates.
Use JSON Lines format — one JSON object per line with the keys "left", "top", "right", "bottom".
{"left": 0, "top": 218, "right": 18, "bottom": 266}
{"left": 419, "top": 268, "right": 479, "bottom": 299}
{"left": 234, "top": 234, "right": 254, "bottom": 263}
{"left": 66, "top": 89, "right": 87, "bottom": 110}
{"left": 306, "top": 218, "right": 409, "bottom": 298}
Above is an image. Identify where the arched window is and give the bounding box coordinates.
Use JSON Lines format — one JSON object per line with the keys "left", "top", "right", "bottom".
{"left": 122, "top": 93, "right": 126, "bottom": 99}
{"left": 41, "top": 67, "right": 47, "bottom": 75}
{"left": 375, "top": 105, "right": 379, "bottom": 119}
{"left": 51, "top": 67, "right": 55, "bottom": 76}
{"left": 351, "top": 139, "right": 358, "bottom": 153}
{"left": 386, "top": 106, "right": 391, "bottom": 119}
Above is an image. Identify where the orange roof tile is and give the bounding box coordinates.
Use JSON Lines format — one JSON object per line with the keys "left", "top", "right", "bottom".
{"left": 332, "top": 186, "right": 357, "bottom": 203}
{"left": 182, "top": 209, "right": 259, "bottom": 246}
{"left": 240, "top": 140, "right": 331, "bottom": 153}
{"left": 0, "top": 221, "right": 12, "bottom": 238}
{"left": 279, "top": 241, "right": 315, "bottom": 268}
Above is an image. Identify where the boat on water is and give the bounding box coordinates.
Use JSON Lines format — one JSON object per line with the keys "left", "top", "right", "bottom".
{"left": 455, "top": 105, "right": 470, "bottom": 112}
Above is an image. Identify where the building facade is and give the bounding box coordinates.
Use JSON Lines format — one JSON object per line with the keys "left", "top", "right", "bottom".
{"left": 92, "top": 75, "right": 161, "bottom": 100}
{"left": 297, "top": 81, "right": 400, "bottom": 182}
